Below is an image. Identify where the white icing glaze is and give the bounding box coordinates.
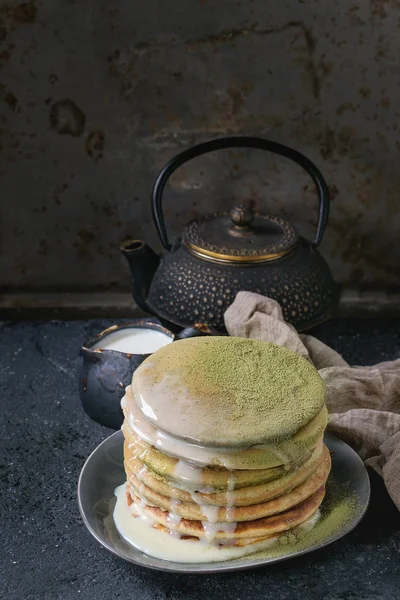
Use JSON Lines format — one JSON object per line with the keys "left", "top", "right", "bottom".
{"left": 225, "top": 508, "right": 236, "bottom": 523}
{"left": 114, "top": 484, "right": 280, "bottom": 563}
{"left": 173, "top": 460, "right": 205, "bottom": 486}
{"left": 226, "top": 475, "right": 236, "bottom": 509}
{"left": 133, "top": 363, "right": 192, "bottom": 433}
{"left": 137, "top": 465, "right": 147, "bottom": 482}
{"left": 93, "top": 329, "right": 172, "bottom": 354}
{"left": 199, "top": 504, "right": 220, "bottom": 523}
{"left": 123, "top": 387, "right": 287, "bottom": 470}
{"left": 202, "top": 520, "right": 237, "bottom": 543}
{"left": 167, "top": 499, "right": 182, "bottom": 535}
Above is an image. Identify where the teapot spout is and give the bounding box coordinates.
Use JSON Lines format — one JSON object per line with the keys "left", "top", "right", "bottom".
{"left": 120, "top": 240, "right": 160, "bottom": 313}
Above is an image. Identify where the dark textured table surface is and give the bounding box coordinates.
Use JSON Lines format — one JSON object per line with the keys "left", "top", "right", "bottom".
{"left": 2, "top": 318, "right": 400, "bottom": 600}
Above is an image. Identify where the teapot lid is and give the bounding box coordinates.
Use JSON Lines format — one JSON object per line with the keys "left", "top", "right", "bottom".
{"left": 182, "top": 205, "right": 299, "bottom": 263}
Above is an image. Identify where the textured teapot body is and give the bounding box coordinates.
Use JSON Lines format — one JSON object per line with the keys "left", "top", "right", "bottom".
{"left": 146, "top": 238, "right": 338, "bottom": 332}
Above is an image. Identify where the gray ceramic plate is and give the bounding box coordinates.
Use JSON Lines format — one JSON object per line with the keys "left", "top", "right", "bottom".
{"left": 77, "top": 431, "right": 370, "bottom": 573}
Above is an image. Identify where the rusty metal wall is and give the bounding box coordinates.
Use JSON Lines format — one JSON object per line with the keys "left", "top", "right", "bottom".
{"left": 1, "top": 0, "right": 400, "bottom": 293}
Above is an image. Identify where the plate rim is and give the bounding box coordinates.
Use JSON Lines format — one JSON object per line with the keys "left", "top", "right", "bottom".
{"left": 77, "top": 430, "right": 370, "bottom": 574}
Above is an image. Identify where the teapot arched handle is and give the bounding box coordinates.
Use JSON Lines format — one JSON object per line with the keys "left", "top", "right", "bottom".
{"left": 152, "top": 136, "right": 330, "bottom": 251}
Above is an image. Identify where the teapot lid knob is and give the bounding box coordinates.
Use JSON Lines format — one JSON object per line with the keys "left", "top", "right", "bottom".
{"left": 230, "top": 205, "right": 254, "bottom": 228}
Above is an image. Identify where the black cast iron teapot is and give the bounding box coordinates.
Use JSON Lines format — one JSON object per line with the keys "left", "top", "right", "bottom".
{"left": 121, "top": 137, "right": 338, "bottom": 332}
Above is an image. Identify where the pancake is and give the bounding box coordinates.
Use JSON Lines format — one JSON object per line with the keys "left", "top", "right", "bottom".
{"left": 128, "top": 485, "right": 326, "bottom": 540}
{"left": 122, "top": 404, "right": 328, "bottom": 472}
{"left": 133, "top": 337, "right": 325, "bottom": 447}
{"left": 143, "top": 519, "right": 282, "bottom": 548}
{"left": 122, "top": 430, "right": 296, "bottom": 490}
{"left": 127, "top": 491, "right": 282, "bottom": 548}
{"left": 126, "top": 445, "right": 331, "bottom": 522}
{"left": 124, "top": 441, "right": 325, "bottom": 506}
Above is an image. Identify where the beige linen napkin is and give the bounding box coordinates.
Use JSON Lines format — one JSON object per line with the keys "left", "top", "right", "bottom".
{"left": 224, "top": 291, "right": 400, "bottom": 510}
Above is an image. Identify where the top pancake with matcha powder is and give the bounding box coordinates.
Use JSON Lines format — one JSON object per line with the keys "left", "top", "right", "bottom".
{"left": 133, "top": 336, "right": 325, "bottom": 448}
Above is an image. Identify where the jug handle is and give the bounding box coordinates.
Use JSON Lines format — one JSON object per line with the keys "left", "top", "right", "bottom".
{"left": 152, "top": 136, "right": 329, "bottom": 251}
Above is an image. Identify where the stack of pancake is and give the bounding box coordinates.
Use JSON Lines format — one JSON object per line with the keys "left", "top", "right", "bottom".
{"left": 119, "top": 337, "right": 331, "bottom": 560}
